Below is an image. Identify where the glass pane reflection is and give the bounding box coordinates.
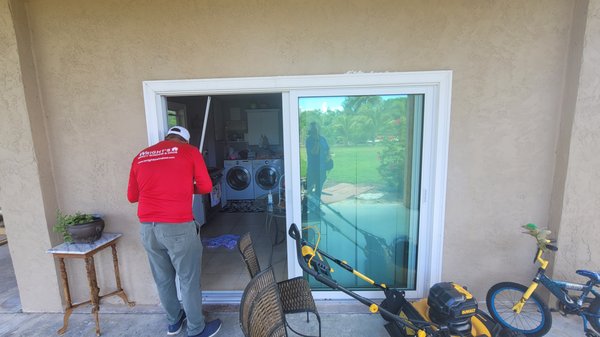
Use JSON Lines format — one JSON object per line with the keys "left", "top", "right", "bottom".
{"left": 299, "top": 94, "right": 423, "bottom": 290}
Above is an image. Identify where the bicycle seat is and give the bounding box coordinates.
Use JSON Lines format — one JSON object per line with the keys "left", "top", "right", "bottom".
{"left": 576, "top": 269, "right": 600, "bottom": 282}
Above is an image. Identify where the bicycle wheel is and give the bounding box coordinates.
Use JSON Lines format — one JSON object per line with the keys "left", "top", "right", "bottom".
{"left": 486, "top": 282, "right": 552, "bottom": 337}
{"left": 589, "top": 296, "right": 600, "bottom": 333}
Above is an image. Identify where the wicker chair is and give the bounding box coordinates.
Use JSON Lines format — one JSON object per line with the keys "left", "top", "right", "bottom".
{"left": 240, "top": 268, "right": 285, "bottom": 337}
{"left": 238, "top": 232, "right": 321, "bottom": 337}
{"left": 240, "top": 267, "right": 288, "bottom": 337}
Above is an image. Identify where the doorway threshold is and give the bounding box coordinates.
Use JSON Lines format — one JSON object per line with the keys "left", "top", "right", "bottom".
{"left": 202, "top": 291, "right": 243, "bottom": 305}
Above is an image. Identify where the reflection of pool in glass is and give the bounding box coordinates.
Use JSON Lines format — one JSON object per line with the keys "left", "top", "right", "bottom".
{"left": 303, "top": 199, "right": 418, "bottom": 290}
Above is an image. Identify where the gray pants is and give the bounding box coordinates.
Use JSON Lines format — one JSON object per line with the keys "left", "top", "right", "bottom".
{"left": 140, "top": 221, "right": 205, "bottom": 335}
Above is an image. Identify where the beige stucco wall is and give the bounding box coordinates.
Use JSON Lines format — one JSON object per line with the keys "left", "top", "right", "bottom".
{"left": 0, "top": 0, "right": 62, "bottom": 311}
{"left": 0, "top": 0, "right": 597, "bottom": 310}
{"left": 552, "top": 0, "right": 600, "bottom": 280}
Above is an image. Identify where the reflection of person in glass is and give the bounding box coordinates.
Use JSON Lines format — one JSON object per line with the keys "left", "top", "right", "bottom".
{"left": 306, "top": 122, "right": 331, "bottom": 211}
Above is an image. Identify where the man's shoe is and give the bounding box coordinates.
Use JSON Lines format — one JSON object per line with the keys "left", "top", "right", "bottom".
{"left": 167, "top": 311, "right": 187, "bottom": 335}
{"left": 189, "top": 319, "right": 222, "bottom": 337}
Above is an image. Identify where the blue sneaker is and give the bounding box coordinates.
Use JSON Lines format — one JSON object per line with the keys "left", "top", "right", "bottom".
{"left": 167, "top": 311, "right": 187, "bottom": 335}
{"left": 189, "top": 319, "right": 222, "bottom": 337}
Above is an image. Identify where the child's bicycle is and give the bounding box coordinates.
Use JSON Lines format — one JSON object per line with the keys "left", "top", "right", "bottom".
{"left": 486, "top": 223, "right": 600, "bottom": 337}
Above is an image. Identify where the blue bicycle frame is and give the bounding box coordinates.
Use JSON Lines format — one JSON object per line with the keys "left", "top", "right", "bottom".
{"left": 532, "top": 261, "right": 600, "bottom": 327}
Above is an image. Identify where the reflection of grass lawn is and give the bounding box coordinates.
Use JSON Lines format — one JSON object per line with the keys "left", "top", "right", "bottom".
{"left": 300, "top": 144, "right": 385, "bottom": 185}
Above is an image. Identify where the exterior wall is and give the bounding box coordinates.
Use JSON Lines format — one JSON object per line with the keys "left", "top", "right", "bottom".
{"left": 0, "top": 0, "right": 62, "bottom": 311}
{"left": 548, "top": 0, "right": 587, "bottom": 257}
{"left": 0, "top": 0, "right": 597, "bottom": 310}
{"left": 552, "top": 0, "right": 600, "bottom": 280}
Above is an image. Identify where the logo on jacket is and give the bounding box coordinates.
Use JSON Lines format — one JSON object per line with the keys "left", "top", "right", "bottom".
{"left": 138, "top": 146, "right": 179, "bottom": 159}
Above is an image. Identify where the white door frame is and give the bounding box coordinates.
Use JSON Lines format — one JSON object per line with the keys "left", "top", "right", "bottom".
{"left": 142, "top": 71, "right": 452, "bottom": 301}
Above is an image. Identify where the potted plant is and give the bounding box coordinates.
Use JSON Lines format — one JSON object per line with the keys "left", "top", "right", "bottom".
{"left": 53, "top": 210, "right": 105, "bottom": 243}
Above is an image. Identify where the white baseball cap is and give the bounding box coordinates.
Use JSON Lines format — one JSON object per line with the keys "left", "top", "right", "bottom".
{"left": 166, "top": 126, "right": 190, "bottom": 142}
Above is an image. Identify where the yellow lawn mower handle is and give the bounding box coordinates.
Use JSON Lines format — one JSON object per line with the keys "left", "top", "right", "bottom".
{"left": 288, "top": 223, "right": 449, "bottom": 337}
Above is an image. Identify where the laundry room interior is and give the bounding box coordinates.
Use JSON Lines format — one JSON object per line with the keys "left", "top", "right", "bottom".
{"left": 166, "top": 93, "right": 287, "bottom": 292}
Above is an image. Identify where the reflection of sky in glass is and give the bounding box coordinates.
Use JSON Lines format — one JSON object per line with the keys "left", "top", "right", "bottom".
{"left": 299, "top": 97, "right": 345, "bottom": 112}
{"left": 299, "top": 95, "right": 406, "bottom": 112}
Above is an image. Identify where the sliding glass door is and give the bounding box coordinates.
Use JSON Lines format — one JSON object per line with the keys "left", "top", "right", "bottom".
{"left": 144, "top": 71, "right": 451, "bottom": 300}
{"left": 291, "top": 89, "right": 425, "bottom": 291}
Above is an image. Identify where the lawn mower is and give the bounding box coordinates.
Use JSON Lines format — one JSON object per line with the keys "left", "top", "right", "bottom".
{"left": 288, "top": 223, "right": 524, "bottom": 337}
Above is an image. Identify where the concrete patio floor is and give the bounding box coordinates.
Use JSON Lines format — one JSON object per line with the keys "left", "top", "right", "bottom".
{"left": 0, "top": 302, "right": 583, "bottom": 337}
{"left": 0, "top": 242, "right": 583, "bottom": 337}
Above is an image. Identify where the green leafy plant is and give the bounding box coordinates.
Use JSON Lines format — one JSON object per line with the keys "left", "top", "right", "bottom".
{"left": 377, "top": 138, "right": 406, "bottom": 193}
{"left": 53, "top": 210, "right": 96, "bottom": 243}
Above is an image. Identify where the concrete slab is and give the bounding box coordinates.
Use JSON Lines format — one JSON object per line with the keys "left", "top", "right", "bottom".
{"left": 0, "top": 308, "right": 386, "bottom": 337}
{"left": 0, "top": 244, "right": 584, "bottom": 337}
{"left": 0, "top": 302, "right": 584, "bottom": 337}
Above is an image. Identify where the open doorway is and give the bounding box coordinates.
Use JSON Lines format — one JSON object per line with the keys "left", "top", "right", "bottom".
{"left": 0, "top": 208, "right": 21, "bottom": 313}
{"left": 0, "top": 207, "right": 6, "bottom": 244}
{"left": 165, "top": 94, "right": 287, "bottom": 292}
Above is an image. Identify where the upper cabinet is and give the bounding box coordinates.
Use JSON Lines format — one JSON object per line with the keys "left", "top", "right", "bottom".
{"left": 224, "top": 120, "right": 247, "bottom": 142}
{"left": 246, "top": 109, "right": 280, "bottom": 145}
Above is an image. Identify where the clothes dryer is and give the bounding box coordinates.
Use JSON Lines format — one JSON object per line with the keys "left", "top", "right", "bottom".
{"left": 223, "top": 160, "right": 254, "bottom": 203}
{"left": 252, "top": 159, "right": 283, "bottom": 198}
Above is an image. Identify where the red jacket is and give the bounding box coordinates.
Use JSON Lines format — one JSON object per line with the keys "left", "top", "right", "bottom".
{"left": 128, "top": 140, "right": 212, "bottom": 223}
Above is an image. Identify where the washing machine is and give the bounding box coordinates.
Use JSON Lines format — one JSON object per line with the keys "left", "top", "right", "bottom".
{"left": 253, "top": 159, "right": 284, "bottom": 198}
{"left": 223, "top": 160, "right": 254, "bottom": 203}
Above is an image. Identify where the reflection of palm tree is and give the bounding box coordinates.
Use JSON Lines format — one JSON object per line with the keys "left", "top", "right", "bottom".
{"left": 332, "top": 113, "right": 353, "bottom": 146}
{"left": 307, "top": 95, "right": 409, "bottom": 146}
{"left": 341, "top": 96, "right": 386, "bottom": 144}
{"left": 344, "top": 96, "right": 382, "bottom": 113}
{"left": 363, "top": 103, "right": 386, "bottom": 143}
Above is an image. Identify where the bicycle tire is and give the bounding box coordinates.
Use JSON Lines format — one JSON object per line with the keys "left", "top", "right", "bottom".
{"left": 486, "top": 282, "right": 552, "bottom": 337}
{"left": 589, "top": 296, "right": 600, "bottom": 333}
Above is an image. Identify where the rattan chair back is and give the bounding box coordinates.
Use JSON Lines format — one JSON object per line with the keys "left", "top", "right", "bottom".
{"left": 239, "top": 232, "right": 261, "bottom": 278}
{"left": 238, "top": 231, "right": 321, "bottom": 337}
{"left": 240, "top": 266, "right": 287, "bottom": 337}
{"left": 248, "top": 277, "right": 287, "bottom": 336}
{"left": 240, "top": 265, "right": 277, "bottom": 336}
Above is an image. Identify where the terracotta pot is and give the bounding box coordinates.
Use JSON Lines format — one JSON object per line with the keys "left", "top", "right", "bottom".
{"left": 67, "top": 218, "right": 105, "bottom": 243}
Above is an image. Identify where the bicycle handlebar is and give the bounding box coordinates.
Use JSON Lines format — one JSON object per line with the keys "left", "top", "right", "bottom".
{"left": 522, "top": 223, "right": 558, "bottom": 252}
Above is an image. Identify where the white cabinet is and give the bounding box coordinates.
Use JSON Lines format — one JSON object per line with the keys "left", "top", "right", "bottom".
{"left": 246, "top": 109, "right": 280, "bottom": 145}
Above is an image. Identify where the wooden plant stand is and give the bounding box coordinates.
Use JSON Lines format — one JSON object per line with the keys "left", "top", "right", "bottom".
{"left": 47, "top": 233, "right": 135, "bottom": 336}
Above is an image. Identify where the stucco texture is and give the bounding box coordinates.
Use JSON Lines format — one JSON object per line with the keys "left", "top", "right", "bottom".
{"left": 0, "top": 0, "right": 598, "bottom": 310}
{"left": 553, "top": 0, "right": 600, "bottom": 280}
{"left": 0, "top": 0, "right": 61, "bottom": 311}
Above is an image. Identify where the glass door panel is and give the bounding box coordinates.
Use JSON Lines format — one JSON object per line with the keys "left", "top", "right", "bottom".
{"left": 298, "top": 94, "right": 423, "bottom": 290}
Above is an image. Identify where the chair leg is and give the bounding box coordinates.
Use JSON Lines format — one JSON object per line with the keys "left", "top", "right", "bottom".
{"left": 318, "top": 313, "right": 322, "bottom": 337}
{"left": 285, "top": 312, "right": 321, "bottom": 337}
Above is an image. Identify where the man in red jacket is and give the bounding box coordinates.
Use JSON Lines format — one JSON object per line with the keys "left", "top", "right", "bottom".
{"left": 128, "top": 126, "right": 221, "bottom": 337}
